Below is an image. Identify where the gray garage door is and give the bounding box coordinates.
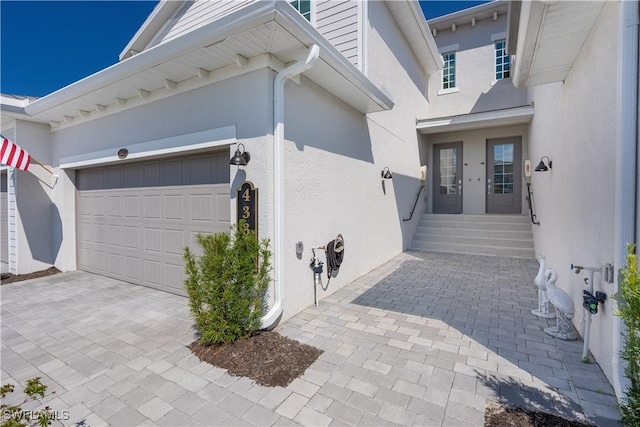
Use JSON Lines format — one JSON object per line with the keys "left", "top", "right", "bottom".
{"left": 1, "top": 170, "right": 8, "bottom": 266}
{"left": 76, "top": 151, "right": 230, "bottom": 295}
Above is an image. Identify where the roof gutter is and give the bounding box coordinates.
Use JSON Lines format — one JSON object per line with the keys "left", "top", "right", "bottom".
{"left": 261, "top": 43, "right": 320, "bottom": 330}
{"left": 613, "top": 0, "right": 639, "bottom": 401}
{"left": 274, "top": 3, "right": 393, "bottom": 111}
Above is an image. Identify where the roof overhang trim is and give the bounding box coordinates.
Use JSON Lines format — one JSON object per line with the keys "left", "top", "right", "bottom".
{"left": 417, "top": 105, "right": 534, "bottom": 134}
{"left": 511, "top": 1, "right": 606, "bottom": 88}
{"left": 386, "top": 1, "right": 443, "bottom": 74}
{"left": 25, "top": 1, "right": 392, "bottom": 121}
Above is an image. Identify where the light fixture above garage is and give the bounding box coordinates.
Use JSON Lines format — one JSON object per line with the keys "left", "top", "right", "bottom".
{"left": 230, "top": 143, "right": 250, "bottom": 166}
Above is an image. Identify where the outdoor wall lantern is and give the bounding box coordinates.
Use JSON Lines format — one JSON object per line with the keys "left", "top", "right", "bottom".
{"left": 230, "top": 143, "right": 251, "bottom": 166}
{"left": 381, "top": 167, "right": 393, "bottom": 179}
{"left": 534, "top": 156, "right": 552, "bottom": 172}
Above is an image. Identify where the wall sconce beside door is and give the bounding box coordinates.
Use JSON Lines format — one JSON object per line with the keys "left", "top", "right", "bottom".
{"left": 381, "top": 167, "right": 393, "bottom": 179}
{"left": 230, "top": 143, "right": 251, "bottom": 166}
{"left": 535, "top": 156, "right": 552, "bottom": 172}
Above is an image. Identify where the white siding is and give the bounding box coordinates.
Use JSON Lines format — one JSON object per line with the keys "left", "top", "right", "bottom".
{"left": 149, "top": 0, "right": 257, "bottom": 49}
{"left": 8, "top": 167, "right": 16, "bottom": 274}
{"left": 316, "top": 0, "right": 359, "bottom": 68}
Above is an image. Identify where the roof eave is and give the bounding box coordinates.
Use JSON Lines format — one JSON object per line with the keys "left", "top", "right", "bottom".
{"left": 511, "top": 1, "right": 606, "bottom": 88}
{"left": 119, "top": 1, "right": 184, "bottom": 61}
{"left": 26, "top": 1, "right": 392, "bottom": 119}
{"left": 25, "top": 1, "right": 279, "bottom": 116}
{"left": 417, "top": 105, "right": 534, "bottom": 134}
{"left": 387, "top": 1, "right": 443, "bottom": 75}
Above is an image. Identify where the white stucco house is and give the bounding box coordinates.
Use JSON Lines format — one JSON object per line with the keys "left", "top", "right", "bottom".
{"left": 1, "top": 0, "right": 639, "bottom": 402}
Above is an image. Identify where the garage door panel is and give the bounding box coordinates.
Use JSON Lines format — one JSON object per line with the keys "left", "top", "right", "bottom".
{"left": 77, "top": 151, "right": 230, "bottom": 296}
{"left": 124, "top": 196, "right": 140, "bottom": 218}
{"left": 108, "top": 196, "right": 123, "bottom": 217}
{"left": 164, "top": 195, "right": 184, "bottom": 220}
{"left": 108, "top": 225, "right": 123, "bottom": 247}
{"left": 107, "top": 254, "right": 124, "bottom": 278}
{"left": 191, "top": 194, "right": 213, "bottom": 222}
{"left": 124, "top": 226, "right": 141, "bottom": 249}
{"left": 217, "top": 193, "right": 231, "bottom": 223}
{"left": 83, "top": 248, "right": 106, "bottom": 273}
{"left": 144, "top": 259, "right": 163, "bottom": 286}
{"left": 124, "top": 257, "right": 140, "bottom": 281}
{"left": 144, "top": 195, "right": 162, "bottom": 220}
{"left": 164, "top": 263, "right": 185, "bottom": 292}
{"left": 164, "top": 229, "right": 185, "bottom": 255}
{"left": 143, "top": 227, "right": 162, "bottom": 253}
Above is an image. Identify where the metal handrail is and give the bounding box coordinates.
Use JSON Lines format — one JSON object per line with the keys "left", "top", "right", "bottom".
{"left": 403, "top": 185, "right": 425, "bottom": 222}
{"left": 526, "top": 182, "right": 540, "bottom": 225}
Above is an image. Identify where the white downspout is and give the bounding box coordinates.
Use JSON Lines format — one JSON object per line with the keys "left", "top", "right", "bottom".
{"left": 261, "top": 44, "right": 320, "bottom": 329}
{"left": 613, "top": 0, "right": 639, "bottom": 400}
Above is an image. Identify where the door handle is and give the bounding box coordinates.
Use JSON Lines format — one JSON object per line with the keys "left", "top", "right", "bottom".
{"left": 487, "top": 179, "right": 491, "bottom": 195}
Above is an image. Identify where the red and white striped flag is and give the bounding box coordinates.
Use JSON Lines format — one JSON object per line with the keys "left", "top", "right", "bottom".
{"left": 0, "top": 135, "right": 31, "bottom": 171}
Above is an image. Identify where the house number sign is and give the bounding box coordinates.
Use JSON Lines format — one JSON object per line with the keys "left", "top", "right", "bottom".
{"left": 237, "top": 181, "right": 258, "bottom": 235}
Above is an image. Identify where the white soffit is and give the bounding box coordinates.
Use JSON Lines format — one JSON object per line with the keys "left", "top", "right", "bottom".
{"left": 386, "top": 1, "right": 443, "bottom": 75}
{"left": 513, "top": 1, "right": 606, "bottom": 88}
{"left": 416, "top": 105, "right": 534, "bottom": 134}
{"left": 428, "top": 1, "right": 508, "bottom": 34}
{"left": 26, "top": 1, "right": 393, "bottom": 130}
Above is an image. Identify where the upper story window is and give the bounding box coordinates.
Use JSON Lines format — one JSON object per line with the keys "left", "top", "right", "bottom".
{"left": 442, "top": 52, "right": 456, "bottom": 89}
{"left": 290, "top": 0, "right": 311, "bottom": 21}
{"left": 495, "top": 40, "right": 510, "bottom": 80}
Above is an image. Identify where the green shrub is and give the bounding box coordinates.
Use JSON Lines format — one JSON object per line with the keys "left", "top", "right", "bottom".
{"left": 1, "top": 377, "right": 57, "bottom": 427}
{"left": 617, "top": 244, "right": 640, "bottom": 426}
{"left": 184, "top": 222, "right": 271, "bottom": 345}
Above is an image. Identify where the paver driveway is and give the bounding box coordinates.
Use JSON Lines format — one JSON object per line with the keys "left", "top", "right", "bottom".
{"left": 1, "top": 251, "right": 621, "bottom": 426}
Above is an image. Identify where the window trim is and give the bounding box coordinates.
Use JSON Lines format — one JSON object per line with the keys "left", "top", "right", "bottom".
{"left": 290, "top": 0, "right": 316, "bottom": 26}
{"left": 494, "top": 39, "right": 511, "bottom": 81}
{"left": 438, "top": 44, "right": 459, "bottom": 93}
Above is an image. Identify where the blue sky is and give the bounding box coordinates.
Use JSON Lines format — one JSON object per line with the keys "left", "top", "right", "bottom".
{"left": 1, "top": 1, "right": 489, "bottom": 98}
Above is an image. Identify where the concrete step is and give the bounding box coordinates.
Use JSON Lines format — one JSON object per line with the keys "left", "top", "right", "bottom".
{"left": 413, "top": 233, "right": 533, "bottom": 249}
{"left": 411, "top": 214, "right": 535, "bottom": 259}
{"left": 414, "top": 226, "right": 533, "bottom": 240}
{"left": 417, "top": 218, "right": 532, "bottom": 232}
{"left": 420, "top": 214, "right": 531, "bottom": 223}
{"left": 411, "top": 240, "right": 535, "bottom": 259}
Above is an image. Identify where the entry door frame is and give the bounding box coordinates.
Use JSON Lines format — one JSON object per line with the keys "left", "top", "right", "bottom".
{"left": 486, "top": 136, "right": 522, "bottom": 214}
{"left": 433, "top": 141, "right": 463, "bottom": 214}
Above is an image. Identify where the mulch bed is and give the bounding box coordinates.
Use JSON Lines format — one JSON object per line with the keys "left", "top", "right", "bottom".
{"left": 189, "top": 331, "right": 323, "bottom": 387}
{"left": 484, "top": 402, "right": 594, "bottom": 427}
{"left": 0, "top": 267, "right": 60, "bottom": 285}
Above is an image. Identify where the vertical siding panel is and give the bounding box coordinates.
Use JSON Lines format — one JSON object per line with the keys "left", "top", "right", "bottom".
{"left": 8, "top": 168, "right": 16, "bottom": 274}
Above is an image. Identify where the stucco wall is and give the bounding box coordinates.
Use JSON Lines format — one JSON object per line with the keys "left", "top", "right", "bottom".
{"left": 13, "top": 121, "right": 55, "bottom": 274}
{"left": 268, "top": 0, "right": 431, "bottom": 320}
{"left": 426, "top": 125, "right": 529, "bottom": 214}
{"left": 526, "top": 1, "right": 618, "bottom": 385}
{"left": 428, "top": 11, "right": 527, "bottom": 118}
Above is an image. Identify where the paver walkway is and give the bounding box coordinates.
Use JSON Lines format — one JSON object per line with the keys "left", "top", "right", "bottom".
{"left": 1, "top": 250, "right": 621, "bottom": 426}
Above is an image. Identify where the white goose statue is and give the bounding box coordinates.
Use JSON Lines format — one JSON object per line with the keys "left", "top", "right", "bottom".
{"left": 544, "top": 269, "right": 578, "bottom": 340}
{"left": 532, "top": 253, "right": 555, "bottom": 319}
